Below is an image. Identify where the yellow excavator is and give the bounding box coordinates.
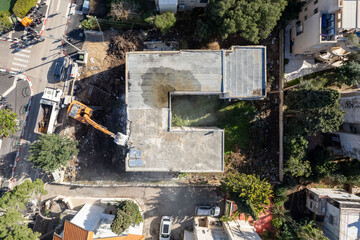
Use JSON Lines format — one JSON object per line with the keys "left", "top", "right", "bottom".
{"left": 67, "top": 100, "right": 127, "bottom": 146}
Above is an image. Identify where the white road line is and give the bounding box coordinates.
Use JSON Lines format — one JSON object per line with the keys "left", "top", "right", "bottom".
{"left": 1, "top": 76, "right": 17, "bottom": 96}
{"left": 56, "top": 0, "right": 61, "bottom": 12}
{"left": 14, "top": 53, "right": 30, "bottom": 58}
{"left": 12, "top": 62, "right": 26, "bottom": 67}
{"left": 14, "top": 58, "right": 29, "bottom": 63}
{"left": 15, "top": 49, "right": 31, "bottom": 53}
{"left": 10, "top": 68, "right": 21, "bottom": 72}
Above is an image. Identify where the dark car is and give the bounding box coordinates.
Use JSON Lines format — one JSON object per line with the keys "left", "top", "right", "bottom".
{"left": 53, "top": 58, "right": 67, "bottom": 82}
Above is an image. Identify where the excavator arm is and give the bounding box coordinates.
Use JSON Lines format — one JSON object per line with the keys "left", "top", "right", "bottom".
{"left": 83, "top": 114, "right": 115, "bottom": 138}
{"left": 67, "top": 100, "right": 127, "bottom": 146}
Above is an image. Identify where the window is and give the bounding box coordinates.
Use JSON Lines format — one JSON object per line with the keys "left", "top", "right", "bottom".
{"left": 314, "top": 8, "right": 318, "bottom": 15}
{"left": 314, "top": 0, "right": 318, "bottom": 4}
{"left": 305, "top": 7, "right": 308, "bottom": 11}
{"left": 329, "top": 215, "right": 334, "bottom": 225}
{"left": 304, "top": 15, "right": 307, "bottom": 20}
{"left": 310, "top": 202, "right": 313, "bottom": 208}
{"left": 200, "top": 0, "right": 208, "bottom": 3}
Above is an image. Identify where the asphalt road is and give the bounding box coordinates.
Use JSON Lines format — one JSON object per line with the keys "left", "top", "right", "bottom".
{"left": 44, "top": 184, "right": 225, "bottom": 240}
{"left": 0, "top": 0, "right": 75, "bottom": 185}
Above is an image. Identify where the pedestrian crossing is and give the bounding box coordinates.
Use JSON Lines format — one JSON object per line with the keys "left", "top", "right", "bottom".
{"left": 10, "top": 46, "right": 32, "bottom": 73}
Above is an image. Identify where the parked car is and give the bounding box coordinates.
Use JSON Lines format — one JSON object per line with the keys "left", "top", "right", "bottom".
{"left": 160, "top": 216, "right": 171, "bottom": 240}
{"left": 195, "top": 205, "right": 220, "bottom": 217}
{"left": 53, "top": 57, "right": 67, "bottom": 82}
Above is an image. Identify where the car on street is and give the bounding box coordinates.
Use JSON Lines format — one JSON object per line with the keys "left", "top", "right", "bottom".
{"left": 160, "top": 216, "right": 171, "bottom": 240}
{"left": 53, "top": 57, "right": 67, "bottom": 82}
{"left": 195, "top": 205, "right": 220, "bottom": 217}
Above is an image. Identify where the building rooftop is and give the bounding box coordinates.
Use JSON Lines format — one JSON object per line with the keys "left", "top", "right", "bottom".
{"left": 54, "top": 203, "right": 144, "bottom": 240}
{"left": 309, "top": 188, "right": 360, "bottom": 202}
{"left": 125, "top": 46, "right": 266, "bottom": 172}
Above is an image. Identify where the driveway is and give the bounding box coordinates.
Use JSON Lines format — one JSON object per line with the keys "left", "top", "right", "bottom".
{"left": 44, "top": 184, "right": 225, "bottom": 239}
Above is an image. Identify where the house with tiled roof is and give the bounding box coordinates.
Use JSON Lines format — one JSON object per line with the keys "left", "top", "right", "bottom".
{"left": 53, "top": 204, "right": 144, "bottom": 240}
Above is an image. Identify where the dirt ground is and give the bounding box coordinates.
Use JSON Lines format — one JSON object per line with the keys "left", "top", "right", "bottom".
{"left": 64, "top": 30, "right": 129, "bottom": 181}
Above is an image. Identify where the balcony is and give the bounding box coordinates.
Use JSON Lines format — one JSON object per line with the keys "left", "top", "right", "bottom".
{"left": 321, "top": 14, "right": 336, "bottom": 41}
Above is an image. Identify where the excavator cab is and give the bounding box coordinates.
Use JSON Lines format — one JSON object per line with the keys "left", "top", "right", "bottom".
{"left": 67, "top": 100, "right": 128, "bottom": 146}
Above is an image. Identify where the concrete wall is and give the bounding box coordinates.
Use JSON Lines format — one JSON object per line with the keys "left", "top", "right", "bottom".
{"left": 323, "top": 202, "right": 341, "bottom": 240}
{"left": 340, "top": 96, "right": 360, "bottom": 124}
{"left": 338, "top": 132, "right": 360, "bottom": 160}
{"left": 155, "top": 0, "right": 208, "bottom": 12}
{"left": 340, "top": 208, "right": 360, "bottom": 240}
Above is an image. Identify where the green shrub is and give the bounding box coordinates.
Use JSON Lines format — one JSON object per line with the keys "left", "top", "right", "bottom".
{"left": 81, "top": 16, "right": 98, "bottom": 30}
{"left": 0, "top": 11, "right": 12, "bottom": 32}
{"left": 12, "top": 0, "right": 38, "bottom": 18}
{"left": 111, "top": 201, "right": 143, "bottom": 235}
{"left": 145, "top": 12, "right": 176, "bottom": 34}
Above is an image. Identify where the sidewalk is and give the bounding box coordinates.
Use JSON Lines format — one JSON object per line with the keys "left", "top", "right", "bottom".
{"left": 0, "top": 70, "right": 32, "bottom": 185}
{"left": 284, "top": 21, "right": 341, "bottom": 82}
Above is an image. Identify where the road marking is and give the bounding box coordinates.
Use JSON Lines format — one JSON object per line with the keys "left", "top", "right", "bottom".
{"left": 14, "top": 53, "right": 30, "bottom": 58}
{"left": 16, "top": 48, "right": 31, "bottom": 53}
{"left": 10, "top": 68, "right": 21, "bottom": 72}
{"left": 56, "top": 0, "right": 61, "bottom": 12}
{"left": 13, "top": 58, "right": 29, "bottom": 63}
{"left": 1, "top": 75, "right": 18, "bottom": 96}
{"left": 12, "top": 62, "right": 26, "bottom": 67}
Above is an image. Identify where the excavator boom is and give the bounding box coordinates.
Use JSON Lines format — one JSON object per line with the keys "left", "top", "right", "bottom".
{"left": 67, "top": 100, "right": 127, "bottom": 146}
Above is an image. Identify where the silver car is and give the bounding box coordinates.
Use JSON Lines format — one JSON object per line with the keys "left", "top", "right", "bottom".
{"left": 195, "top": 205, "right": 220, "bottom": 217}
{"left": 160, "top": 216, "right": 171, "bottom": 240}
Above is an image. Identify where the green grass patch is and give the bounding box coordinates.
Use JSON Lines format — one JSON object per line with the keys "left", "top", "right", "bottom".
{"left": 171, "top": 95, "right": 256, "bottom": 153}
{"left": 0, "top": 0, "right": 16, "bottom": 13}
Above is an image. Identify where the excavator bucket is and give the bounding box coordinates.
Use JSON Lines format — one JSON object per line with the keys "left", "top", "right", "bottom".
{"left": 114, "top": 132, "right": 128, "bottom": 146}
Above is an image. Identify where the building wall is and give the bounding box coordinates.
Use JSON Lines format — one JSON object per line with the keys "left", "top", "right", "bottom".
{"left": 323, "top": 202, "right": 341, "bottom": 240}
{"left": 306, "top": 190, "right": 327, "bottom": 215}
{"left": 338, "top": 132, "right": 360, "bottom": 160}
{"left": 337, "top": 95, "right": 360, "bottom": 160}
{"left": 155, "top": 0, "right": 208, "bottom": 12}
{"left": 292, "top": 0, "right": 343, "bottom": 55}
{"left": 340, "top": 208, "right": 360, "bottom": 240}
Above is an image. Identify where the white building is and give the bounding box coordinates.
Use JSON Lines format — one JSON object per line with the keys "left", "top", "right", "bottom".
{"left": 306, "top": 188, "right": 360, "bottom": 240}
{"left": 328, "top": 92, "right": 360, "bottom": 160}
{"left": 291, "top": 0, "right": 360, "bottom": 62}
{"left": 184, "top": 216, "right": 261, "bottom": 240}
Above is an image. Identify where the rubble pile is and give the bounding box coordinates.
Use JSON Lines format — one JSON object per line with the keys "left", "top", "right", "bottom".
{"left": 108, "top": 31, "right": 144, "bottom": 60}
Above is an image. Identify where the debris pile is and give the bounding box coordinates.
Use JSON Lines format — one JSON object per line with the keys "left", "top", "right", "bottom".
{"left": 108, "top": 31, "right": 144, "bottom": 60}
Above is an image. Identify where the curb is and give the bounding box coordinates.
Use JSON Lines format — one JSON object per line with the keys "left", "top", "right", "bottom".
{"left": 1, "top": 69, "right": 34, "bottom": 190}
{"left": 49, "top": 181, "right": 221, "bottom": 188}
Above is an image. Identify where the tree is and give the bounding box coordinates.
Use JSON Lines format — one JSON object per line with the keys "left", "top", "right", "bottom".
{"left": 333, "top": 61, "right": 360, "bottom": 86}
{"left": 13, "top": 0, "right": 38, "bottom": 18}
{"left": 0, "top": 109, "right": 18, "bottom": 138}
{"left": 224, "top": 173, "right": 272, "bottom": 218}
{"left": 28, "top": 134, "right": 78, "bottom": 172}
{"left": 0, "top": 179, "right": 46, "bottom": 240}
{"left": 0, "top": 210, "right": 41, "bottom": 240}
{"left": 0, "top": 11, "right": 13, "bottom": 32}
{"left": 286, "top": 87, "right": 344, "bottom": 135}
{"left": 0, "top": 179, "right": 47, "bottom": 212}
{"left": 285, "top": 88, "right": 340, "bottom": 110}
{"left": 308, "top": 147, "right": 337, "bottom": 182}
{"left": 111, "top": 200, "right": 143, "bottom": 235}
{"left": 145, "top": 12, "right": 176, "bottom": 34}
{"left": 196, "top": 0, "right": 287, "bottom": 43}
{"left": 284, "top": 156, "right": 311, "bottom": 178}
